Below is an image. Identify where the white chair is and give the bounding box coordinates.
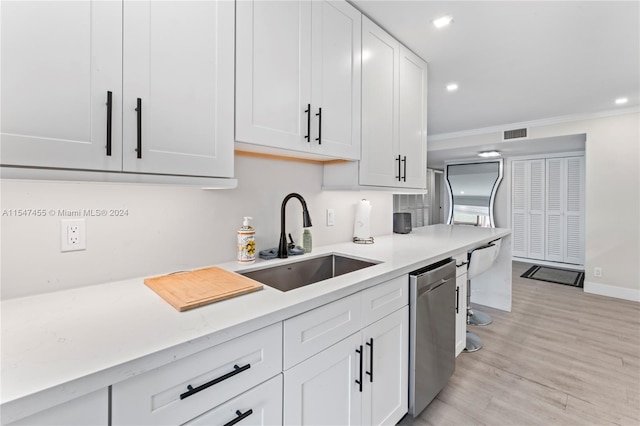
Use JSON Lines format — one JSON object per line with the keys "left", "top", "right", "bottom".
{"left": 464, "top": 239, "right": 501, "bottom": 352}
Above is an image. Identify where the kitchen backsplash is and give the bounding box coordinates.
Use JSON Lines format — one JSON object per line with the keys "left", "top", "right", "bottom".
{"left": 0, "top": 155, "right": 393, "bottom": 299}
{"left": 393, "top": 194, "right": 431, "bottom": 228}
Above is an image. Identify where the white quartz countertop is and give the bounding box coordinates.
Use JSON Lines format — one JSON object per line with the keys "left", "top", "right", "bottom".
{"left": 1, "top": 224, "right": 510, "bottom": 422}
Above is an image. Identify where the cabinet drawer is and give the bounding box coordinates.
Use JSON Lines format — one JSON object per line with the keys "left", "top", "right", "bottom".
{"left": 112, "top": 323, "right": 282, "bottom": 425}
{"left": 284, "top": 293, "right": 360, "bottom": 370}
{"left": 453, "top": 251, "right": 468, "bottom": 278}
{"left": 185, "top": 375, "right": 282, "bottom": 426}
{"left": 361, "top": 275, "right": 408, "bottom": 327}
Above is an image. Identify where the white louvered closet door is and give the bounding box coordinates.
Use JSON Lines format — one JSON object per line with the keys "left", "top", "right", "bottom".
{"left": 511, "top": 160, "right": 545, "bottom": 260}
{"left": 511, "top": 161, "right": 528, "bottom": 257}
{"left": 564, "top": 157, "right": 585, "bottom": 264}
{"left": 546, "top": 158, "right": 564, "bottom": 262}
{"left": 528, "top": 160, "right": 546, "bottom": 260}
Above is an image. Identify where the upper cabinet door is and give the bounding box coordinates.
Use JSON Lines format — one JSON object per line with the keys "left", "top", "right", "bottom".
{"left": 1, "top": 1, "right": 122, "bottom": 171}
{"left": 359, "top": 17, "right": 400, "bottom": 187}
{"left": 236, "top": 0, "right": 312, "bottom": 151}
{"left": 310, "top": 0, "right": 361, "bottom": 160}
{"left": 122, "top": 0, "right": 234, "bottom": 177}
{"left": 398, "top": 47, "right": 427, "bottom": 189}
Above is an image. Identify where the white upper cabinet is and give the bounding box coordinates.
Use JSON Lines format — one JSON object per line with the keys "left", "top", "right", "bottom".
{"left": 1, "top": 0, "right": 234, "bottom": 180}
{"left": 122, "top": 0, "right": 234, "bottom": 177}
{"left": 310, "top": 0, "right": 362, "bottom": 158}
{"left": 327, "top": 16, "right": 427, "bottom": 190}
{"left": 360, "top": 17, "right": 427, "bottom": 189}
{"left": 1, "top": 1, "right": 123, "bottom": 171}
{"left": 359, "top": 16, "right": 399, "bottom": 187}
{"left": 398, "top": 46, "right": 428, "bottom": 188}
{"left": 236, "top": 0, "right": 312, "bottom": 151}
{"left": 236, "top": 0, "right": 361, "bottom": 160}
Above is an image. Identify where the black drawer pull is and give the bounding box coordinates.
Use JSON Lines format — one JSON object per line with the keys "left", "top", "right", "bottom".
{"left": 223, "top": 409, "right": 254, "bottom": 426}
{"left": 396, "top": 155, "right": 402, "bottom": 181}
{"left": 402, "top": 156, "right": 407, "bottom": 182}
{"left": 304, "top": 104, "right": 311, "bottom": 142}
{"left": 456, "top": 286, "right": 460, "bottom": 314}
{"left": 179, "top": 363, "right": 251, "bottom": 400}
{"left": 106, "top": 91, "right": 113, "bottom": 156}
{"left": 315, "top": 107, "right": 322, "bottom": 144}
{"left": 135, "top": 98, "right": 142, "bottom": 159}
{"left": 355, "top": 345, "right": 363, "bottom": 392}
{"left": 366, "top": 338, "right": 374, "bottom": 382}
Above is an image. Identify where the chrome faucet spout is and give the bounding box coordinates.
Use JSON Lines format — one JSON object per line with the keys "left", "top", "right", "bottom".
{"left": 278, "top": 193, "right": 312, "bottom": 259}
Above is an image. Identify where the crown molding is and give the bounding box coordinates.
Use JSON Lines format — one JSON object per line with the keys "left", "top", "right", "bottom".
{"left": 428, "top": 107, "right": 640, "bottom": 142}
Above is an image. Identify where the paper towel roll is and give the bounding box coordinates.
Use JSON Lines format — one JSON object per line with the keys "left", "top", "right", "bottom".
{"left": 353, "top": 199, "right": 372, "bottom": 239}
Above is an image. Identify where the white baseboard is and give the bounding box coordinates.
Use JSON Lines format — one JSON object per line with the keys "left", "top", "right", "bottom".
{"left": 512, "top": 257, "right": 584, "bottom": 271}
{"left": 583, "top": 281, "right": 640, "bottom": 302}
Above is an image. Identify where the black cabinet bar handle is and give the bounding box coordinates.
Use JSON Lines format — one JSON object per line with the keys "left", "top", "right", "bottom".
{"left": 179, "top": 363, "right": 251, "bottom": 400}
{"left": 135, "top": 98, "right": 142, "bottom": 159}
{"left": 315, "top": 107, "right": 322, "bottom": 144}
{"left": 304, "top": 104, "right": 311, "bottom": 142}
{"left": 402, "top": 156, "right": 407, "bottom": 182}
{"left": 456, "top": 286, "right": 460, "bottom": 314}
{"left": 396, "top": 155, "right": 402, "bottom": 181}
{"left": 366, "top": 338, "right": 374, "bottom": 382}
{"left": 106, "top": 91, "right": 113, "bottom": 156}
{"left": 223, "top": 409, "right": 254, "bottom": 426}
{"left": 355, "top": 345, "right": 363, "bottom": 392}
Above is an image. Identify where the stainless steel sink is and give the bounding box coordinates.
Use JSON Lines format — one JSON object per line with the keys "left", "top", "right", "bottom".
{"left": 239, "top": 254, "right": 379, "bottom": 292}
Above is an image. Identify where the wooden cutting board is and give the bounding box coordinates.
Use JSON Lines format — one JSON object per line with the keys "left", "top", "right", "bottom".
{"left": 144, "top": 267, "right": 263, "bottom": 312}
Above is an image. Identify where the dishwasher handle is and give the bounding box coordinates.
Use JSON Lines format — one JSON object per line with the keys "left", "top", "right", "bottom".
{"left": 417, "top": 277, "right": 453, "bottom": 299}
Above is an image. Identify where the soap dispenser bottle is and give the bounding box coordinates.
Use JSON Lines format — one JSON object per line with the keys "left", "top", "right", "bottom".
{"left": 237, "top": 217, "right": 256, "bottom": 263}
{"left": 303, "top": 228, "right": 312, "bottom": 253}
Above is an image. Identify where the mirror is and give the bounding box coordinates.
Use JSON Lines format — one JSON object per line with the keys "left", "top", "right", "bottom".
{"left": 445, "top": 159, "right": 503, "bottom": 227}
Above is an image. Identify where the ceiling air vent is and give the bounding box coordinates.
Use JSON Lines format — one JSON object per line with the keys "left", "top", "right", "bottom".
{"left": 503, "top": 128, "right": 528, "bottom": 141}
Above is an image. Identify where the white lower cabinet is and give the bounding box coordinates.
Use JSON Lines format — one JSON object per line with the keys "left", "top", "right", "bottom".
{"left": 111, "top": 323, "right": 282, "bottom": 425}
{"left": 6, "top": 389, "right": 108, "bottom": 426}
{"left": 362, "top": 306, "right": 409, "bottom": 426}
{"left": 284, "top": 332, "right": 363, "bottom": 426}
{"left": 185, "top": 375, "right": 283, "bottom": 426}
{"left": 454, "top": 252, "right": 469, "bottom": 357}
{"left": 283, "top": 276, "right": 409, "bottom": 425}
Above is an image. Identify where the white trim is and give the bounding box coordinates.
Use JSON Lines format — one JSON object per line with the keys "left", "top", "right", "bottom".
{"left": 584, "top": 281, "right": 640, "bottom": 303}
{"left": 0, "top": 167, "right": 238, "bottom": 189}
{"left": 506, "top": 150, "right": 585, "bottom": 162}
{"left": 429, "top": 107, "right": 640, "bottom": 141}
{"left": 512, "top": 256, "right": 584, "bottom": 271}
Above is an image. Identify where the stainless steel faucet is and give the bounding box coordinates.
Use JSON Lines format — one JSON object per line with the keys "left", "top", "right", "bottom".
{"left": 278, "top": 193, "right": 312, "bottom": 258}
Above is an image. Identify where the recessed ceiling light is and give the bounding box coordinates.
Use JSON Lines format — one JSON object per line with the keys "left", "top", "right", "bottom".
{"left": 433, "top": 15, "right": 453, "bottom": 28}
{"left": 478, "top": 151, "right": 501, "bottom": 158}
{"left": 615, "top": 97, "right": 628, "bottom": 105}
{"left": 446, "top": 83, "right": 458, "bottom": 92}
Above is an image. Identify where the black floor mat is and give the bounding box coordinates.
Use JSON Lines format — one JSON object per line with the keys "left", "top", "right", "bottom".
{"left": 521, "top": 265, "right": 585, "bottom": 288}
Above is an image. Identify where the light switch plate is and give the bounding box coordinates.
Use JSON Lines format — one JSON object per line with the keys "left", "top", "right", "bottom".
{"left": 327, "top": 209, "right": 335, "bottom": 226}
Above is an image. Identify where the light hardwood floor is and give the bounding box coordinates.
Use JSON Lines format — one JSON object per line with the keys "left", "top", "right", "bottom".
{"left": 401, "top": 261, "right": 640, "bottom": 426}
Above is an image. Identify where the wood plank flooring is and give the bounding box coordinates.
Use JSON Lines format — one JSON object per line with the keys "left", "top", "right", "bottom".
{"left": 401, "top": 261, "right": 640, "bottom": 426}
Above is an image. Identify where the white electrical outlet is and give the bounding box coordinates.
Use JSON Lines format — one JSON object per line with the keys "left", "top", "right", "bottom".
{"left": 594, "top": 267, "right": 602, "bottom": 278}
{"left": 61, "top": 219, "right": 86, "bottom": 252}
{"left": 327, "top": 209, "right": 335, "bottom": 226}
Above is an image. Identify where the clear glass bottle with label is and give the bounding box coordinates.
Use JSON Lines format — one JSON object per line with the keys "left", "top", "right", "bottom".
{"left": 302, "top": 228, "right": 312, "bottom": 253}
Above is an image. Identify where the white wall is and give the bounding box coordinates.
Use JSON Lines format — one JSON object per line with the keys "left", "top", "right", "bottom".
{"left": 0, "top": 155, "right": 393, "bottom": 299}
{"left": 432, "top": 111, "right": 640, "bottom": 301}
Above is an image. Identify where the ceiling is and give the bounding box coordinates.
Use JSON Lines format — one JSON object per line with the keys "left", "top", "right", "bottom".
{"left": 350, "top": 0, "right": 640, "bottom": 138}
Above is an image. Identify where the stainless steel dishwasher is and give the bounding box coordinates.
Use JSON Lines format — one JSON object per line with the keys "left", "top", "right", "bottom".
{"left": 409, "top": 257, "right": 457, "bottom": 417}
